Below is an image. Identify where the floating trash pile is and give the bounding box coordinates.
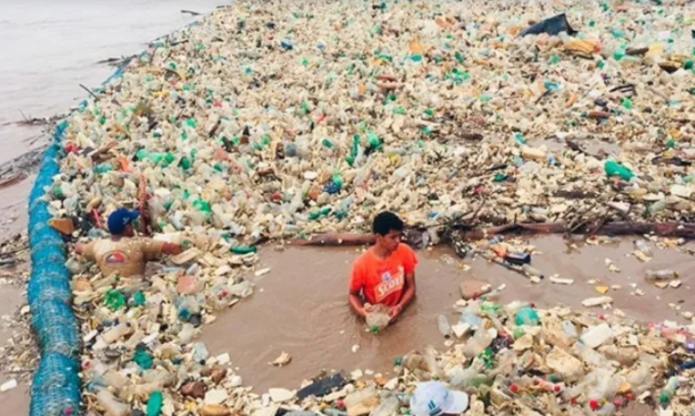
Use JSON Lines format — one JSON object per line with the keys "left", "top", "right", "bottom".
{"left": 39, "top": 0, "right": 695, "bottom": 415}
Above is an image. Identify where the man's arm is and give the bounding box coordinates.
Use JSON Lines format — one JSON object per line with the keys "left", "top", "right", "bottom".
{"left": 161, "top": 242, "right": 182, "bottom": 255}
{"left": 389, "top": 272, "right": 416, "bottom": 322}
{"left": 143, "top": 240, "right": 182, "bottom": 260}
{"left": 349, "top": 287, "right": 367, "bottom": 318}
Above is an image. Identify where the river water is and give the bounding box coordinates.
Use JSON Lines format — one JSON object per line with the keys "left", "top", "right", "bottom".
{"left": 203, "top": 237, "right": 695, "bottom": 393}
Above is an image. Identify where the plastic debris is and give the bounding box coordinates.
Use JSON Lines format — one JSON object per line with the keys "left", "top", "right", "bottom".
{"left": 0, "top": 379, "right": 17, "bottom": 392}
{"left": 271, "top": 351, "right": 292, "bottom": 367}
{"left": 519, "top": 13, "right": 576, "bottom": 37}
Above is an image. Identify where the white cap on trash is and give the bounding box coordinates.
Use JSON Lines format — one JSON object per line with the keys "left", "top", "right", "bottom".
{"left": 410, "top": 381, "right": 469, "bottom": 416}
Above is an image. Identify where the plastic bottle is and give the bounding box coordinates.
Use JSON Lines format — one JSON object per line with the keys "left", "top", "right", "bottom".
{"left": 344, "top": 387, "right": 377, "bottom": 413}
{"left": 659, "top": 376, "right": 679, "bottom": 405}
{"left": 230, "top": 245, "right": 256, "bottom": 254}
{"left": 596, "top": 403, "right": 616, "bottom": 416}
{"left": 437, "top": 315, "right": 451, "bottom": 338}
{"left": 96, "top": 388, "right": 128, "bottom": 416}
{"left": 626, "top": 363, "right": 654, "bottom": 394}
{"left": 146, "top": 390, "right": 163, "bottom": 416}
{"left": 562, "top": 320, "right": 578, "bottom": 338}
{"left": 645, "top": 269, "right": 678, "bottom": 281}
{"left": 462, "top": 328, "right": 493, "bottom": 358}
{"left": 604, "top": 160, "right": 634, "bottom": 181}
{"left": 514, "top": 307, "right": 540, "bottom": 326}
{"left": 522, "top": 264, "right": 544, "bottom": 279}
{"left": 649, "top": 199, "right": 667, "bottom": 214}
{"left": 450, "top": 357, "right": 487, "bottom": 388}
{"left": 369, "top": 395, "right": 399, "bottom": 416}
{"left": 192, "top": 342, "right": 209, "bottom": 363}
{"left": 134, "top": 346, "right": 154, "bottom": 370}
{"left": 633, "top": 240, "right": 652, "bottom": 256}
{"left": 179, "top": 323, "right": 196, "bottom": 344}
{"left": 104, "top": 289, "right": 125, "bottom": 311}
{"left": 102, "top": 322, "right": 132, "bottom": 344}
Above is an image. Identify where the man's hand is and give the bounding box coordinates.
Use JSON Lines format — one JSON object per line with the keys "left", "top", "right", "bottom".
{"left": 388, "top": 305, "right": 402, "bottom": 323}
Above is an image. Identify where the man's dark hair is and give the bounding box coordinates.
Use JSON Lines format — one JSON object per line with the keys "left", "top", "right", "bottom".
{"left": 372, "top": 211, "right": 404, "bottom": 235}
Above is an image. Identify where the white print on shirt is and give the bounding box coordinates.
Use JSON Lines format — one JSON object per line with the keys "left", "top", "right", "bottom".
{"left": 375, "top": 266, "right": 405, "bottom": 302}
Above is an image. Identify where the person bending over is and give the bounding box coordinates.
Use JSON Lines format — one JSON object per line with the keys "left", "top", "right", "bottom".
{"left": 76, "top": 207, "right": 182, "bottom": 279}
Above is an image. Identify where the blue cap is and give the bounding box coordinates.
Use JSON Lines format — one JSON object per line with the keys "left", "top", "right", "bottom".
{"left": 107, "top": 208, "right": 140, "bottom": 235}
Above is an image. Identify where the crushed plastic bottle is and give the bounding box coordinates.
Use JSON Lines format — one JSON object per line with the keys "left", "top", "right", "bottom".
{"left": 514, "top": 307, "right": 540, "bottom": 326}
{"left": 633, "top": 240, "right": 653, "bottom": 256}
{"left": 645, "top": 269, "right": 678, "bottom": 281}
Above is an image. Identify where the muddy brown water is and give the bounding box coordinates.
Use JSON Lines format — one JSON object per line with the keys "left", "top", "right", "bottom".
{"left": 202, "top": 236, "right": 695, "bottom": 393}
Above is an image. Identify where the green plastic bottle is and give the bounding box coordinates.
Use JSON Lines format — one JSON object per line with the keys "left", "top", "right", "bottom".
{"left": 94, "top": 163, "right": 112, "bottom": 174}
{"left": 604, "top": 160, "right": 634, "bottom": 181}
{"left": 309, "top": 206, "right": 332, "bottom": 220}
{"left": 179, "top": 156, "right": 192, "bottom": 170}
{"left": 367, "top": 132, "right": 381, "bottom": 149}
{"left": 515, "top": 306, "right": 540, "bottom": 326}
{"left": 104, "top": 289, "right": 125, "bottom": 311}
{"left": 146, "top": 390, "right": 163, "bottom": 416}
{"left": 133, "top": 291, "right": 146, "bottom": 307}
{"left": 230, "top": 245, "right": 257, "bottom": 254}
{"left": 133, "top": 347, "right": 153, "bottom": 370}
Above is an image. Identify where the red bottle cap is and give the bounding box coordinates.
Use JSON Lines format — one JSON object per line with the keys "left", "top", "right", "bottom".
{"left": 554, "top": 385, "right": 562, "bottom": 393}
{"left": 589, "top": 399, "right": 600, "bottom": 410}
{"left": 510, "top": 384, "right": 519, "bottom": 393}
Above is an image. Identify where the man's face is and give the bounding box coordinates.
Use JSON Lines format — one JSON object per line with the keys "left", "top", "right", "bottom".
{"left": 377, "top": 229, "right": 402, "bottom": 252}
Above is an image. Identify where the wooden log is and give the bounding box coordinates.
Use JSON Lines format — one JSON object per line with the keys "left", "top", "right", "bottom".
{"left": 288, "top": 222, "right": 695, "bottom": 246}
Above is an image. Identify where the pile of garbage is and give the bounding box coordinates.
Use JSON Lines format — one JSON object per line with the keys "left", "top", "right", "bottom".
{"left": 0, "top": 233, "right": 36, "bottom": 391}
{"left": 76, "top": 284, "right": 695, "bottom": 416}
{"left": 38, "top": 0, "right": 695, "bottom": 415}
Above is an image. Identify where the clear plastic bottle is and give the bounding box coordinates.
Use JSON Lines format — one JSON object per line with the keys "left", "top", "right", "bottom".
{"left": 659, "top": 376, "right": 679, "bottom": 405}
{"left": 645, "top": 269, "right": 678, "bottom": 281}
{"left": 102, "top": 322, "right": 132, "bottom": 344}
{"left": 596, "top": 403, "right": 616, "bottom": 416}
{"left": 633, "top": 240, "right": 653, "bottom": 256}
{"left": 369, "top": 395, "right": 399, "bottom": 416}
{"left": 626, "top": 363, "right": 654, "bottom": 394}
{"left": 192, "top": 342, "right": 209, "bottom": 363}
{"left": 96, "top": 388, "right": 129, "bottom": 416}
{"left": 437, "top": 315, "right": 451, "bottom": 338}
{"left": 462, "top": 328, "right": 493, "bottom": 358}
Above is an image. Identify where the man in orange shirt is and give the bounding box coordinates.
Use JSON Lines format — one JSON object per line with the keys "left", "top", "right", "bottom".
{"left": 349, "top": 211, "right": 417, "bottom": 324}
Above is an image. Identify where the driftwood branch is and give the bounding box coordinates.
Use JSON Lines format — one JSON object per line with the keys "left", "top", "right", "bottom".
{"left": 288, "top": 221, "right": 695, "bottom": 247}
{"left": 181, "top": 9, "right": 202, "bottom": 16}
{"left": 79, "top": 84, "right": 100, "bottom": 101}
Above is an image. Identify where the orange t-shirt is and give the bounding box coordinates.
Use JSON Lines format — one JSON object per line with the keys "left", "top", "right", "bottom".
{"left": 349, "top": 243, "right": 418, "bottom": 307}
